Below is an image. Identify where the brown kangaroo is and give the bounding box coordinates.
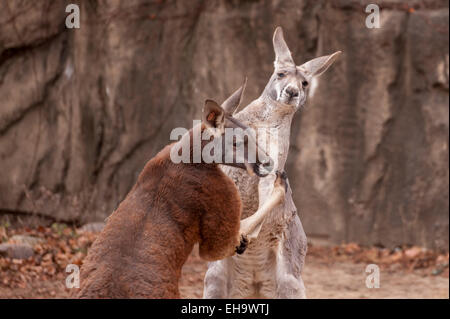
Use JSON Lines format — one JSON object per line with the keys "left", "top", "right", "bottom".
{"left": 76, "top": 83, "right": 283, "bottom": 298}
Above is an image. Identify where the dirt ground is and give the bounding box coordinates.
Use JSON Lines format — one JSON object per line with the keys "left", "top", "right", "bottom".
{"left": 0, "top": 226, "right": 448, "bottom": 299}
{"left": 1, "top": 248, "right": 447, "bottom": 299}
{"left": 179, "top": 247, "right": 449, "bottom": 299}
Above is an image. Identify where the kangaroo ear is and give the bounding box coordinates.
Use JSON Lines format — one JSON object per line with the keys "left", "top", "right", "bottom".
{"left": 298, "top": 51, "right": 341, "bottom": 78}
{"left": 273, "top": 27, "right": 294, "bottom": 68}
{"left": 203, "top": 99, "right": 225, "bottom": 129}
{"left": 221, "top": 77, "right": 247, "bottom": 115}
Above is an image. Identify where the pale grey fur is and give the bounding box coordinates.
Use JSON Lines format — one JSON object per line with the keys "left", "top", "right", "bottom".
{"left": 203, "top": 27, "right": 340, "bottom": 299}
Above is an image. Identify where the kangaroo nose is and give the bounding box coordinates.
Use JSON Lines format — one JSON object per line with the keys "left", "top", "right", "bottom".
{"left": 286, "top": 87, "right": 299, "bottom": 98}
{"left": 254, "top": 157, "right": 274, "bottom": 177}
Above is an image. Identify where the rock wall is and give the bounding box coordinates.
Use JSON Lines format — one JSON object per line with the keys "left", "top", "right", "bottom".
{"left": 0, "top": 0, "right": 448, "bottom": 249}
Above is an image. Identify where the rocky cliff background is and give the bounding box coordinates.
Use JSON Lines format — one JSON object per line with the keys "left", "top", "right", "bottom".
{"left": 0, "top": 0, "right": 448, "bottom": 249}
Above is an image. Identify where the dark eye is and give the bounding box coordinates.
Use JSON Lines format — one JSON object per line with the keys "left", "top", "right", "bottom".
{"left": 277, "top": 73, "right": 285, "bottom": 78}
{"left": 302, "top": 80, "right": 309, "bottom": 87}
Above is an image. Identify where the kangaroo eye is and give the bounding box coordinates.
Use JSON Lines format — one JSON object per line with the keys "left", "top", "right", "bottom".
{"left": 302, "top": 80, "right": 309, "bottom": 87}
{"left": 277, "top": 73, "right": 285, "bottom": 78}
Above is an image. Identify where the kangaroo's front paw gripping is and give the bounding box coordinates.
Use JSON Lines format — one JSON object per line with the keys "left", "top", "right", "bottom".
{"left": 275, "top": 170, "right": 288, "bottom": 192}
{"left": 235, "top": 235, "right": 249, "bottom": 255}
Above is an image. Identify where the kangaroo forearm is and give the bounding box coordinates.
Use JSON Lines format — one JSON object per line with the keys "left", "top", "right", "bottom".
{"left": 239, "top": 186, "right": 285, "bottom": 238}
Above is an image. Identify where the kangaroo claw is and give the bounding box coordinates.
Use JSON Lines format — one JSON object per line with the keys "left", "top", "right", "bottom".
{"left": 235, "top": 235, "right": 249, "bottom": 255}
{"left": 275, "top": 170, "right": 288, "bottom": 192}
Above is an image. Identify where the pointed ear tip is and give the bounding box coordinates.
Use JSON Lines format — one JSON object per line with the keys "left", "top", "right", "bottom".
{"left": 204, "top": 99, "right": 219, "bottom": 108}
{"left": 273, "top": 26, "right": 283, "bottom": 38}
{"left": 241, "top": 77, "right": 248, "bottom": 89}
{"left": 273, "top": 27, "right": 284, "bottom": 41}
{"left": 325, "top": 51, "right": 342, "bottom": 63}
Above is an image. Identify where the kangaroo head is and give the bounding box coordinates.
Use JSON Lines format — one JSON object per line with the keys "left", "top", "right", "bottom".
{"left": 202, "top": 80, "right": 274, "bottom": 177}
{"left": 264, "top": 27, "right": 341, "bottom": 110}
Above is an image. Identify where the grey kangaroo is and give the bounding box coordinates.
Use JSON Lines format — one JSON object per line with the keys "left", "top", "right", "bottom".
{"left": 203, "top": 27, "right": 341, "bottom": 298}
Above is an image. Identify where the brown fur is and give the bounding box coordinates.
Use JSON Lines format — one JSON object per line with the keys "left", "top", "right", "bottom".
{"left": 77, "top": 129, "right": 243, "bottom": 298}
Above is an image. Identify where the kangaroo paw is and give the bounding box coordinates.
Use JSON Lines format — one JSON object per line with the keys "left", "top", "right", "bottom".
{"left": 275, "top": 170, "right": 288, "bottom": 192}
{"left": 235, "top": 235, "right": 248, "bottom": 255}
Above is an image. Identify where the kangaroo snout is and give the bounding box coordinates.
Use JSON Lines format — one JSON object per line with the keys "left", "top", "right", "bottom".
{"left": 285, "top": 85, "right": 299, "bottom": 98}
{"left": 254, "top": 157, "right": 274, "bottom": 177}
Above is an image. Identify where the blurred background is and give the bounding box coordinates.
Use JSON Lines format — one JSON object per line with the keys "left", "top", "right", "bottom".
{"left": 0, "top": 0, "right": 448, "bottom": 252}
{"left": 0, "top": 0, "right": 449, "bottom": 299}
